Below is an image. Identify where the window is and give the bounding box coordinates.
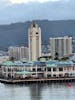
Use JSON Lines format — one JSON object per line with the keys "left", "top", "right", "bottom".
{"left": 44, "top": 68, "right": 46, "bottom": 71}
{"left": 59, "top": 68, "right": 63, "bottom": 71}
{"left": 47, "top": 74, "right": 51, "bottom": 78}
{"left": 53, "top": 68, "right": 57, "bottom": 71}
{"left": 3, "top": 67, "right": 6, "bottom": 72}
{"left": 73, "top": 67, "right": 74, "bottom": 70}
{"left": 53, "top": 74, "right": 56, "bottom": 77}
{"left": 59, "top": 74, "right": 63, "bottom": 77}
{"left": 32, "top": 74, "right": 36, "bottom": 75}
{"left": 8, "top": 68, "right": 11, "bottom": 71}
{"left": 32, "top": 68, "right": 36, "bottom": 71}
{"left": 37, "top": 68, "right": 41, "bottom": 71}
{"left": 47, "top": 68, "right": 51, "bottom": 71}
{"left": 36, "top": 32, "right": 38, "bottom": 34}
{"left": 64, "top": 73, "right": 69, "bottom": 77}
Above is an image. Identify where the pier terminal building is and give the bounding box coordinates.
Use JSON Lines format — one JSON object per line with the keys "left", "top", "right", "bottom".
{"left": 0, "top": 60, "right": 75, "bottom": 80}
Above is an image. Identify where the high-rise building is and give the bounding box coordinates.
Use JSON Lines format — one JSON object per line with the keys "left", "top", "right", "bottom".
{"left": 50, "top": 36, "right": 72, "bottom": 59}
{"left": 8, "top": 46, "right": 29, "bottom": 60}
{"left": 72, "top": 37, "right": 75, "bottom": 53}
{"left": 28, "top": 23, "right": 42, "bottom": 61}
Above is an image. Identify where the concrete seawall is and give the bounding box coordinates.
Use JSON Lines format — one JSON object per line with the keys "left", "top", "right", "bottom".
{"left": 0, "top": 77, "right": 75, "bottom": 84}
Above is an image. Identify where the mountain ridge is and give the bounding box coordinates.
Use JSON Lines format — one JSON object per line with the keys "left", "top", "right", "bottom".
{"left": 0, "top": 20, "right": 75, "bottom": 50}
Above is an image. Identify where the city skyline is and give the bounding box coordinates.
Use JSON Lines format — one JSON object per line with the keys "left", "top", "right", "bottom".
{"left": 0, "top": 1, "right": 75, "bottom": 100}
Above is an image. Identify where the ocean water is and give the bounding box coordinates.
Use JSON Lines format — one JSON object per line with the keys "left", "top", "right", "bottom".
{"left": 0, "top": 82, "right": 75, "bottom": 100}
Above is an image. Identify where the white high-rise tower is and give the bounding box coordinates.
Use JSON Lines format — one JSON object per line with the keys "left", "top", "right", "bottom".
{"left": 50, "top": 36, "right": 72, "bottom": 59}
{"left": 28, "top": 23, "right": 42, "bottom": 61}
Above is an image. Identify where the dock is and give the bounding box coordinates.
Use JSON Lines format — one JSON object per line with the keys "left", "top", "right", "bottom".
{"left": 0, "top": 77, "right": 75, "bottom": 84}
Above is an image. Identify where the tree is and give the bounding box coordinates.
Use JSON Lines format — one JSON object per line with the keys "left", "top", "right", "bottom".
{"left": 9, "top": 57, "right": 15, "bottom": 61}
{"left": 54, "top": 52, "right": 59, "bottom": 60}
{"left": 61, "top": 56, "right": 69, "bottom": 61}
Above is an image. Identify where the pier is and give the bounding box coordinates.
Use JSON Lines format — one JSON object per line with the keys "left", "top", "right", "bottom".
{"left": 0, "top": 77, "right": 75, "bottom": 84}
{"left": 1, "top": 60, "right": 75, "bottom": 84}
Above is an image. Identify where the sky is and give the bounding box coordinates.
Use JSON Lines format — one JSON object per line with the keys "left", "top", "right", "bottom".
{"left": 9, "top": 0, "right": 67, "bottom": 4}
{"left": 0, "top": 0, "right": 75, "bottom": 24}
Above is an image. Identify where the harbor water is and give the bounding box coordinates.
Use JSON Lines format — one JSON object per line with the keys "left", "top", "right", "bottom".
{"left": 0, "top": 82, "right": 75, "bottom": 100}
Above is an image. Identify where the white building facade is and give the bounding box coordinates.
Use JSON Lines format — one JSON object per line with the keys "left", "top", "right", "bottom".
{"left": 28, "top": 23, "right": 42, "bottom": 61}
{"left": 50, "top": 36, "right": 72, "bottom": 59}
{"left": 1, "top": 60, "right": 75, "bottom": 79}
{"left": 8, "top": 46, "right": 29, "bottom": 60}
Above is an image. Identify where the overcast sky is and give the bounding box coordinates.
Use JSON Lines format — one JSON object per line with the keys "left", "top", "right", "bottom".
{"left": 0, "top": 0, "right": 75, "bottom": 24}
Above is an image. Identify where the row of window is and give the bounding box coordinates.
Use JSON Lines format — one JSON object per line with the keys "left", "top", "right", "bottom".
{"left": 32, "top": 67, "right": 75, "bottom": 72}
{"left": 32, "top": 67, "right": 63, "bottom": 72}
{"left": 2, "top": 67, "right": 75, "bottom": 72}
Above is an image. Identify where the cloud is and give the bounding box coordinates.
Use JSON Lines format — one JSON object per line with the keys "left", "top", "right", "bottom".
{"left": 9, "top": 0, "right": 69, "bottom": 4}
{"left": 0, "top": 0, "right": 74, "bottom": 24}
{"left": 9, "top": 0, "right": 49, "bottom": 4}
{"left": 0, "top": 0, "right": 70, "bottom": 6}
{"left": 0, "top": 0, "right": 10, "bottom": 9}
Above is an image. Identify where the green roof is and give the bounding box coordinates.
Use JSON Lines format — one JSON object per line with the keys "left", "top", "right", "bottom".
{"left": 47, "top": 64, "right": 57, "bottom": 67}
{"left": 2, "top": 61, "right": 14, "bottom": 66}
{"left": 17, "top": 71, "right": 31, "bottom": 75}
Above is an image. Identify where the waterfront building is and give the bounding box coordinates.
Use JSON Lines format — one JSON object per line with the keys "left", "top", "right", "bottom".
{"left": 1, "top": 60, "right": 75, "bottom": 79}
{"left": 28, "top": 23, "right": 42, "bottom": 61}
{"left": 50, "top": 36, "right": 72, "bottom": 59}
{"left": 8, "top": 46, "right": 29, "bottom": 60}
